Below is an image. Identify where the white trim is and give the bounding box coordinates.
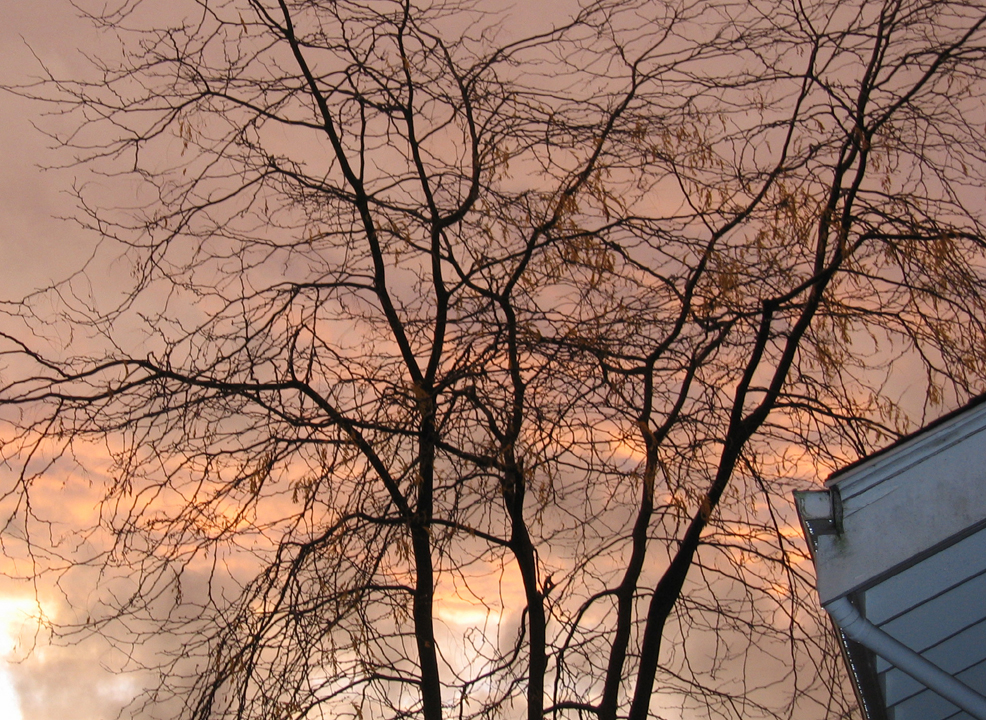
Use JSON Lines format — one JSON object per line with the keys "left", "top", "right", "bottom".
{"left": 829, "top": 402, "right": 986, "bottom": 500}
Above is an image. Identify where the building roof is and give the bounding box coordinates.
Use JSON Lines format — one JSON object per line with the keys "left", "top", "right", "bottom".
{"left": 796, "top": 395, "right": 986, "bottom": 720}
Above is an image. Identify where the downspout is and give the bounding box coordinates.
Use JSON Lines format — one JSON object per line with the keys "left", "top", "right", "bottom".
{"left": 826, "top": 597, "right": 986, "bottom": 720}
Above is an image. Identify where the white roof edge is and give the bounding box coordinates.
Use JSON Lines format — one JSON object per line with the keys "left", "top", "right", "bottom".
{"left": 826, "top": 400, "right": 986, "bottom": 500}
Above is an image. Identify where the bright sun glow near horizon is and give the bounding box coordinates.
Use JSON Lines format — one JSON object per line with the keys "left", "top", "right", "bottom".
{"left": 0, "top": 671, "right": 22, "bottom": 720}
{"left": 0, "top": 597, "right": 39, "bottom": 720}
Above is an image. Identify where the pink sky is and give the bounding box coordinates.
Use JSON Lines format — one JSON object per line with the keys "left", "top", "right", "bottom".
{"left": 0, "top": 5, "right": 140, "bottom": 716}
{"left": 0, "top": 4, "right": 588, "bottom": 719}
{"left": 1, "top": 1, "right": 971, "bottom": 718}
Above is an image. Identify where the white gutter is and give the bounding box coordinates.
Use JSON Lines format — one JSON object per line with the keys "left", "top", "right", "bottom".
{"left": 826, "top": 597, "right": 986, "bottom": 720}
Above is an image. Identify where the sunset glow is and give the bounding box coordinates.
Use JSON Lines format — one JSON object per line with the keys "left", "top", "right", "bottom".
{"left": 0, "top": 598, "right": 37, "bottom": 720}
{"left": 2, "top": 0, "right": 985, "bottom": 719}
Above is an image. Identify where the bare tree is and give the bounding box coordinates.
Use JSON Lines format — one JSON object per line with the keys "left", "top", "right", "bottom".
{"left": 2, "top": 0, "right": 986, "bottom": 719}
